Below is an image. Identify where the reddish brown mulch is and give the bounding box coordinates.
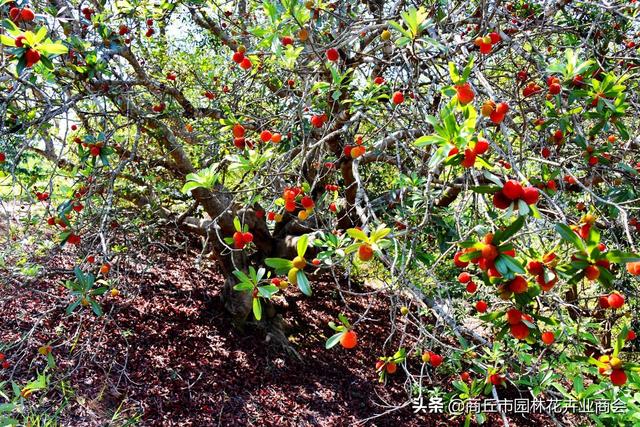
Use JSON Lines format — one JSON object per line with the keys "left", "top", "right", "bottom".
{"left": 0, "top": 229, "right": 558, "bottom": 426}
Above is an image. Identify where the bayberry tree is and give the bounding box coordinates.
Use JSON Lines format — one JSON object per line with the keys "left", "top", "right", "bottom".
{"left": 1, "top": 0, "right": 640, "bottom": 423}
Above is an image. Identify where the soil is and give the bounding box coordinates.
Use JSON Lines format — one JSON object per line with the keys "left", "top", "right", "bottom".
{"left": 0, "top": 228, "right": 563, "bottom": 426}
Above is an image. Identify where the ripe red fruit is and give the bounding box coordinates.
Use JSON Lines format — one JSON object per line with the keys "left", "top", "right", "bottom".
{"left": 9, "top": 7, "right": 21, "bottom": 21}
{"left": 584, "top": 265, "right": 600, "bottom": 280}
{"left": 233, "top": 231, "right": 244, "bottom": 249}
{"left": 474, "top": 138, "right": 489, "bottom": 155}
{"left": 310, "top": 113, "right": 327, "bottom": 128}
{"left": 281, "top": 36, "right": 294, "bottom": 46}
{"left": 358, "top": 244, "right": 374, "bottom": 261}
{"left": 90, "top": 146, "right": 101, "bottom": 157}
{"left": 455, "top": 83, "right": 475, "bottom": 105}
{"left": 495, "top": 102, "right": 509, "bottom": 115}
{"left": 541, "top": 331, "right": 555, "bottom": 345}
{"left": 241, "top": 232, "right": 253, "bottom": 244}
{"left": 233, "top": 124, "right": 245, "bottom": 138}
{"left": 119, "top": 25, "right": 130, "bottom": 35}
{"left": 607, "top": 293, "right": 624, "bottom": 309}
{"left": 481, "top": 244, "right": 498, "bottom": 261}
{"left": 14, "top": 35, "right": 26, "bottom": 48}
{"left": 506, "top": 308, "right": 522, "bottom": 325}
{"left": 373, "top": 76, "right": 385, "bottom": 85}
{"left": 340, "top": 330, "right": 357, "bottom": 349}
{"left": 492, "top": 191, "right": 511, "bottom": 210}
{"left": 488, "top": 32, "right": 501, "bottom": 44}
{"left": 458, "top": 272, "right": 471, "bottom": 283}
{"left": 510, "top": 322, "right": 530, "bottom": 340}
{"left": 391, "top": 91, "right": 404, "bottom": 105}
{"left": 475, "top": 300, "right": 488, "bottom": 313}
{"left": 301, "top": 196, "right": 314, "bottom": 209}
{"left": 553, "top": 130, "right": 564, "bottom": 143}
{"left": 489, "top": 111, "right": 505, "bottom": 124}
{"left": 516, "top": 70, "right": 528, "bottom": 82}
{"left": 610, "top": 369, "right": 627, "bottom": 386}
{"left": 232, "top": 51, "right": 244, "bottom": 63}
{"left": 522, "top": 186, "right": 540, "bottom": 205}
{"left": 479, "top": 42, "right": 492, "bottom": 54}
{"left": 329, "top": 202, "right": 337, "bottom": 212}
{"left": 466, "top": 282, "right": 477, "bottom": 293}
{"left": 25, "top": 49, "right": 41, "bottom": 67}
{"left": 375, "top": 360, "right": 385, "bottom": 372}
{"left": 489, "top": 373, "right": 503, "bottom": 385}
{"left": 502, "top": 180, "right": 524, "bottom": 200}
{"left": 386, "top": 362, "right": 397, "bottom": 374}
{"left": 239, "top": 58, "right": 252, "bottom": 70}
{"left": 20, "top": 8, "right": 35, "bottom": 21}
{"left": 326, "top": 48, "right": 339, "bottom": 61}
{"left": 453, "top": 252, "right": 469, "bottom": 268}
{"left": 509, "top": 276, "right": 528, "bottom": 294}
{"left": 259, "top": 130, "right": 272, "bottom": 143}
{"left": 527, "top": 261, "right": 543, "bottom": 275}
{"left": 0, "top": 153, "right": 5, "bottom": 163}
{"left": 461, "top": 149, "right": 476, "bottom": 168}
{"left": 541, "top": 147, "right": 551, "bottom": 158}
{"left": 145, "top": 28, "right": 155, "bottom": 37}
{"left": 598, "top": 295, "right": 610, "bottom": 309}
{"left": 627, "top": 330, "right": 636, "bottom": 340}
{"left": 429, "top": 353, "right": 443, "bottom": 367}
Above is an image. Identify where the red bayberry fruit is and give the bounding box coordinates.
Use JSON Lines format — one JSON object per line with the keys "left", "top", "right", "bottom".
{"left": 584, "top": 265, "right": 600, "bottom": 280}
{"left": 326, "top": 48, "right": 339, "bottom": 61}
{"left": 391, "top": 91, "right": 404, "bottom": 105}
{"left": 610, "top": 369, "right": 627, "bottom": 386}
{"left": 607, "top": 293, "right": 624, "bottom": 309}
{"left": 510, "top": 322, "right": 530, "bottom": 340}
{"left": 506, "top": 308, "right": 522, "bottom": 325}
{"left": 340, "top": 330, "right": 357, "bottom": 349}
{"left": 474, "top": 138, "right": 489, "bottom": 155}
{"left": 260, "top": 130, "right": 272, "bottom": 143}
{"left": 502, "top": 180, "right": 524, "bottom": 200}
{"left": 541, "top": 331, "right": 555, "bottom": 345}
{"left": 509, "top": 276, "right": 528, "bottom": 294}
{"left": 475, "top": 300, "right": 488, "bottom": 312}
{"left": 455, "top": 83, "right": 475, "bottom": 105}
{"left": 522, "top": 186, "right": 540, "bottom": 205}
{"left": 25, "top": 49, "right": 41, "bottom": 67}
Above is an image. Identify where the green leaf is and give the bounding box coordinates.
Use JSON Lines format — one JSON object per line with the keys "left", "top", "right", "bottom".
{"left": 501, "top": 255, "right": 525, "bottom": 274}
{"left": 297, "top": 270, "right": 311, "bottom": 296}
{"left": 0, "top": 34, "right": 15, "bottom": 46}
{"left": 606, "top": 250, "right": 640, "bottom": 263}
{"left": 264, "top": 258, "right": 293, "bottom": 273}
{"left": 233, "top": 282, "right": 254, "bottom": 291}
{"left": 346, "top": 228, "right": 368, "bottom": 242}
{"left": 493, "top": 216, "right": 525, "bottom": 244}
{"left": 325, "top": 331, "right": 344, "bottom": 349}
{"left": 252, "top": 297, "right": 262, "bottom": 320}
{"left": 38, "top": 42, "right": 68, "bottom": 55}
{"left": 413, "top": 134, "right": 446, "bottom": 147}
{"left": 297, "top": 234, "right": 308, "bottom": 257}
{"left": 90, "top": 300, "right": 103, "bottom": 316}
{"left": 554, "top": 223, "right": 586, "bottom": 251}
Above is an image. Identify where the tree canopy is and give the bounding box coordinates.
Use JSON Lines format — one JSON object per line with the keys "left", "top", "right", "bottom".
{"left": 1, "top": 0, "right": 640, "bottom": 424}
